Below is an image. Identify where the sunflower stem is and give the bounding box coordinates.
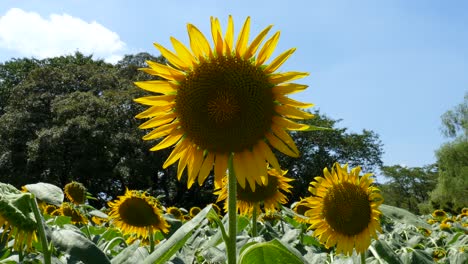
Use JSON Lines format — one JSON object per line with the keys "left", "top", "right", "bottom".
{"left": 149, "top": 226, "right": 155, "bottom": 253}
{"left": 227, "top": 154, "right": 237, "bottom": 264}
{"left": 29, "top": 194, "right": 51, "bottom": 264}
{"left": 251, "top": 204, "right": 257, "bottom": 237}
{"left": 360, "top": 253, "right": 366, "bottom": 264}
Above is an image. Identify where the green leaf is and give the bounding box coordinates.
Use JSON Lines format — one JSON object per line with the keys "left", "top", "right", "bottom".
{"left": 372, "top": 240, "right": 403, "bottom": 264}
{"left": 142, "top": 205, "right": 216, "bottom": 264}
{"left": 400, "top": 249, "right": 433, "bottom": 264}
{"left": 24, "top": 182, "right": 64, "bottom": 206}
{"left": 88, "top": 209, "right": 109, "bottom": 219}
{"left": 380, "top": 204, "right": 430, "bottom": 229}
{"left": 238, "top": 239, "right": 306, "bottom": 264}
{"left": 449, "top": 251, "right": 468, "bottom": 264}
{"left": 50, "top": 228, "right": 110, "bottom": 264}
{"left": 110, "top": 241, "right": 147, "bottom": 264}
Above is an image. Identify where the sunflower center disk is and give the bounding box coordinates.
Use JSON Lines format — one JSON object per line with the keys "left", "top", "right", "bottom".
{"left": 119, "top": 197, "right": 161, "bottom": 227}
{"left": 177, "top": 56, "right": 275, "bottom": 153}
{"left": 323, "top": 182, "right": 371, "bottom": 236}
{"left": 237, "top": 175, "right": 278, "bottom": 202}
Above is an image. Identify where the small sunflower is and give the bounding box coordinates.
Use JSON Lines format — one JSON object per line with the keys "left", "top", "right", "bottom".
{"left": 440, "top": 222, "right": 451, "bottom": 231}
{"left": 134, "top": 16, "right": 313, "bottom": 190}
{"left": 432, "top": 209, "right": 447, "bottom": 219}
{"left": 166, "top": 206, "right": 184, "bottom": 220}
{"left": 215, "top": 167, "right": 293, "bottom": 215}
{"left": 211, "top": 203, "right": 222, "bottom": 216}
{"left": 64, "top": 181, "right": 87, "bottom": 204}
{"left": 57, "top": 202, "right": 88, "bottom": 225}
{"left": 304, "top": 163, "right": 383, "bottom": 256}
{"left": 292, "top": 198, "right": 314, "bottom": 224}
{"left": 43, "top": 204, "right": 58, "bottom": 215}
{"left": 189, "top": 207, "right": 201, "bottom": 218}
{"left": 108, "top": 189, "right": 169, "bottom": 239}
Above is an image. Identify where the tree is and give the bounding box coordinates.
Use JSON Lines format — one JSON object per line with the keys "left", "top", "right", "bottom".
{"left": 379, "top": 165, "right": 438, "bottom": 214}
{"left": 430, "top": 94, "right": 468, "bottom": 213}
{"left": 277, "top": 111, "right": 384, "bottom": 202}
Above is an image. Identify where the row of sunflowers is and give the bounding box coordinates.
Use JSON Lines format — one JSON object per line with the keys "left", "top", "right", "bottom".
{"left": 1, "top": 15, "right": 467, "bottom": 263}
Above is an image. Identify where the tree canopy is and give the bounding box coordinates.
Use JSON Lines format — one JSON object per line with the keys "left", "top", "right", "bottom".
{"left": 0, "top": 52, "right": 383, "bottom": 208}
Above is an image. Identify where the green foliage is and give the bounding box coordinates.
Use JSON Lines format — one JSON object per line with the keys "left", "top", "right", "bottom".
{"left": 380, "top": 165, "right": 438, "bottom": 214}
{"left": 430, "top": 94, "right": 468, "bottom": 213}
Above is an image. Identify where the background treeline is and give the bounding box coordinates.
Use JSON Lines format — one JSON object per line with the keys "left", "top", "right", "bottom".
{"left": 0, "top": 52, "right": 466, "bottom": 213}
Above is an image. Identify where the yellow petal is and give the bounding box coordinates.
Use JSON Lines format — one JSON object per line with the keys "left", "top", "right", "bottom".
{"left": 177, "top": 144, "right": 193, "bottom": 180}
{"left": 149, "top": 129, "right": 183, "bottom": 151}
{"left": 135, "top": 103, "right": 175, "bottom": 119}
{"left": 256, "top": 140, "right": 281, "bottom": 174}
{"left": 143, "top": 122, "right": 179, "bottom": 140}
{"left": 272, "top": 83, "right": 308, "bottom": 95}
{"left": 187, "top": 147, "right": 204, "bottom": 188}
{"left": 214, "top": 154, "right": 228, "bottom": 189}
{"left": 163, "top": 139, "right": 190, "bottom": 168}
{"left": 198, "top": 152, "right": 214, "bottom": 186}
{"left": 271, "top": 125, "right": 299, "bottom": 154}
{"left": 239, "top": 150, "right": 258, "bottom": 191}
{"left": 211, "top": 17, "right": 224, "bottom": 56}
{"left": 251, "top": 146, "right": 268, "bottom": 185}
{"left": 272, "top": 116, "right": 310, "bottom": 131}
{"left": 138, "top": 112, "right": 176, "bottom": 129}
{"left": 276, "top": 95, "right": 314, "bottom": 108}
{"left": 233, "top": 153, "right": 247, "bottom": 189}
{"left": 269, "top": 71, "right": 309, "bottom": 84}
{"left": 235, "top": 17, "right": 250, "bottom": 58}
{"left": 134, "top": 80, "right": 177, "bottom": 94}
{"left": 244, "top": 25, "right": 273, "bottom": 60}
{"left": 153, "top": 43, "right": 190, "bottom": 70}
{"left": 264, "top": 48, "right": 296, "bottom": 74}
{"left": 275, "top": 105, "right": 314, "bottom": 119}
{"left": 170, "top": 36, "right": 196, "bottom": 66}
{"left": 146, "top": 60, "right": 185, "bottom": 80}
{"left": 265, "top": 132, "right": 299, "bottom": 157}
{"left": 187, "top": 24, "right": 212, "bottom": 58}
{"left": 134, "top": 95, "right": 176, "bottom": 106}
{"left": 256, "top": 31, "right": 280, "bottom": 66}
{"left": 224, "top": 15, "right": 234, "bottom": 53}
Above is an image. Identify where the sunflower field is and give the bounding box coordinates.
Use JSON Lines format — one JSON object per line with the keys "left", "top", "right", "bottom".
{"left": 0, "top": 181, "right": 467, "bottom": 264}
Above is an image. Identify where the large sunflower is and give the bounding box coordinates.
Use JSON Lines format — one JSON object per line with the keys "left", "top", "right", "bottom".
{"left": 108, "top": 189, "right": 169, "bottom": 239}
{"left": 214, "top": 167, "right": 293, "bottom": 215}
{"left": 304, "top": 163, "right": 383, "bottom": 256}
{"left": 134, "top": 16, "right": 312, "bottom": 190}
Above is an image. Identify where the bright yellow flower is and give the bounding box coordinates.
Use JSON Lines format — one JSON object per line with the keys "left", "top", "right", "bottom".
{"left": 56, "top": 202, "right": 88, "bottom": 225}
{"left": 432, "top": 209, "right": 447, "bottom": 219}
{"left": 215, "top": 167, "right": 293, "bottom": 216}
{"left": 108, "top": 189, "right": 169, "bottom": 239}
{"left": 134, "top": 16, "right": 312, "bottom": 190}
{"left": 189, "top": 207, "right": 201, "bottom": 218}
{"left": 304, "top": 163, "right": 383, "bottom": 256}
{"left": 166, "top": 206, "right": 184, "bottom": 220}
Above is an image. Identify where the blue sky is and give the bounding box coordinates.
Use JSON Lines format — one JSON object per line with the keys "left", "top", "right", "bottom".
{"left": 0, "top": 0, "right": 466, "bottom": 172}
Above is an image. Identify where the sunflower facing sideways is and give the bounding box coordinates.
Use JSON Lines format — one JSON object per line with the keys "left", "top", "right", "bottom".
{"left": 108, "top": 189, "right": 169, "bottom": 240}
{"left": 215, "top": 167, "right": 293, "bottom": 216}
{"left": 134, "top": 16, "right": 313, "bottom": 190}
{"left": 304, "top": 163, "right": 383, "bottom": 256}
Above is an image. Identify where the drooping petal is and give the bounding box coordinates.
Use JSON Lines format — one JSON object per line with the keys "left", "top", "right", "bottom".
{"left": 142, "top": 122, "right": 179, "bottom": 140}
{"left": 256, "top": 31, "right": 280, "bottom": 66}
{"left": 163, "top": 139, "right": 190, "bottom": 169}
{"left": 134, "top": 103, "right": 175, "bottom": 119}
{"left": 138, "top": 113, "right": 176, "bottom": 129}
{"left": 145, "top": 61, "right": 186, "bottom": 80}
{"left": 276, "top": 94, "right": 314, "bottom": 108}
{"left": 198, "top": 152, "right": 215, "bottom": 186}
{"left": 134, "top": 80, "right": 178, "bottom": 94}
{"left": 214, "top": 154, "right": 228, "bottom": 189}
{"left": 134, "top": 95, "right": 176, "bottom": 106}
{"left": 272, "top": 83, "right": 308, "bottom": 95}
{"left": 263, "top": 48, "right": 296, "bottom": 73}
{"left": 272, "top": 116, "right": 310, "bottom": 131}
{"left": 256, "top": 140, "right": 281, "bottom": 173}
{"left": 265, "top": 132, "right": 299, "bottom": 157}
{"left": 149, "top": 129, "right": 184, "bottom": 151}
{"left": 275, "top": 105, "right": 314, "bottom": 119}
{"left": 269, "top": 71, "right": 309, "bottom": 84}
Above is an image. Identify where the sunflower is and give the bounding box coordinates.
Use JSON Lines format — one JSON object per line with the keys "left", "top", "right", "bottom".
{"left": 166, "top": 206, "right": 184, "bottom": 220}
{"left": 304, "top": 163, "right": 383, "bottom": 256}
{"left": 64, "top": 181, "right": 87, "bottom": 205}
{"left": 134, "top": 16, "right": 312, "bottom": 190}
{"left": 292, "top": 197, "right": 314, "bottom": 224}
{"left": 215, "top": 167, "right": 293, "bottom": 215}
{"left": 189, "top": 206, "right": 201, "bottom": 218}
{"left": 56, "top": 202, "right": 88, "bottom": 225}
{"left": 432, "top": 209, "right": 447, "bottom": 219}
{"left": 108, "top": 189, "right": 169, "bottom": 239}
{"left": 0, "top": 184, "right": 38, "bottom": 252}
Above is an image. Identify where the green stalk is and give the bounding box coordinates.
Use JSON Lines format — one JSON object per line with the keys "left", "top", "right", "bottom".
{"left": 149, "top": 226, "right": 155, "bottom": 253}
{"left": 227, "top": 154, "right": 237, "bottom": 264}
{"left": 360, "top": 253, "right": 366, "bottom": 264}
{"left": 29, "top": 195, "right": 51, "bottom": 264}
{"left": 251, "top": 204, "right": 257, "bottom": 237}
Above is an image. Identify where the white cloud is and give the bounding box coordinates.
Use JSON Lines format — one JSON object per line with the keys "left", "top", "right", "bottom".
{"left": 0, "top": 8, "right": 125, "bottom": 63}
